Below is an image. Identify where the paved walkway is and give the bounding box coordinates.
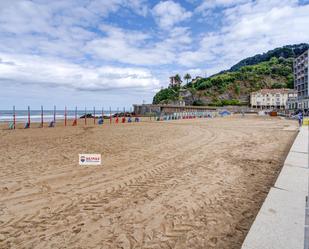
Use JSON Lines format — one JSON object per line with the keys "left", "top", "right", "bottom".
{"left": 242, "top": 126, "right": 309, "bottom": 249}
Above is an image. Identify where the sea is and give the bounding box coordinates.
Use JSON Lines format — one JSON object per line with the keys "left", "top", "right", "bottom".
{"left": 0, "top": 109, "right": 118, "bottom": 123}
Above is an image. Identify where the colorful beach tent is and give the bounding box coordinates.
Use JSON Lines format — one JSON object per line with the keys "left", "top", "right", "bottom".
{"left": 8, "top": 122, "right": 14, "bottom": 130}
{"left": 98, "top": 118, "right": 104, "bottom": 125}
{"left": 24, "top": 122, "right": 30, "bottom": 129}
{"left": 219, "top": 110, "right": 231, "bottom": 117}
{"left": 48, "top": 121, "right": 55, "bottom": 127}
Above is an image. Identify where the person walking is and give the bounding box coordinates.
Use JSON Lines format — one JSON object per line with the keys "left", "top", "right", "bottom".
{"left": 298, "top": 112, "right": 303, "bottom": 127}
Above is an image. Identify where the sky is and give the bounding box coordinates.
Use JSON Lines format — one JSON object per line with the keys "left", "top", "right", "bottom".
{"left": 0, "top": 0, "right": 309, "bottom": 109}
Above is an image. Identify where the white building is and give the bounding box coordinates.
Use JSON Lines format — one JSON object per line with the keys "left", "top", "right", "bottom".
{"left": 250, "top": 88, "right": 297, "bottom": 109}
{"left": 191, "top": 76, "right": 202, "bottom": 84}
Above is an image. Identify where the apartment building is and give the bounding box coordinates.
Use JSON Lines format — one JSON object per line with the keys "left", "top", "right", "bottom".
{"left": 294, "top": 49, "right": 309, "bottom": 109}
{"left": 250, "top": 88, "right": 297, "bottom": 109}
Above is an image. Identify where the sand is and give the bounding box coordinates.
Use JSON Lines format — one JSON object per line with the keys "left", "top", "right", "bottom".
{"left": 0, "top": 116, "right": 298, "bottom": 249}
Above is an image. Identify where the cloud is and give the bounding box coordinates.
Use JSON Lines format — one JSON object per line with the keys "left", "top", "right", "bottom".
{"left": 181, "top": 0, "right": 309, "bottom": 73}
{"left": 220, "top": 0, "right": 309, "bottom": 53}
{"left": 196, "top": 0, "right": 249, "bottom": 12}
{"left": 195, "top": 0, "right": 248, "bottom": 17}
{"left": 152, "top": 1, "right": 192, "bottom": 29}
{"left": 86, "top": 25, "right": 192, "bottom": 65}
{"left": 0, "top": 53, "right": 160, "bottom": 91}
{"left": 0, "top": 0, "right": 309, "bottom": 98}
{"left": 0, "top": 1, "right": 192, "bottom": 68}
{"left": 0, "top": 0, "right": 148, "bottom": 58}
{"left": 0, "top": 0, "right": 148, "bottom": 33}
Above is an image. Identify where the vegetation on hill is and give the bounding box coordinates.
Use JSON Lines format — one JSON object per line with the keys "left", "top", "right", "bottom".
{"left": 153, "top": 43, "right": 308, "bottom": 106}
{"left": 191, "top": 57, "right": 293, "bottom": 92}
{"left": 153, "top": 87, "right": 180, "bottom": 105}
{"left": 229, "top": 43, "right": 309, "bottom": 72}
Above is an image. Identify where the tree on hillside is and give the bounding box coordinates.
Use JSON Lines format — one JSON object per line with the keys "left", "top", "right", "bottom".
{"left": 184, "top": 73, "right": 192, "bottom": 84}
{"left": 153, "top": 87, "right": 179, "bottom": 104}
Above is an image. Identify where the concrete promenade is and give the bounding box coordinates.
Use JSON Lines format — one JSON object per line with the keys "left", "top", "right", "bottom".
{"left": 242, "top": 126, "right": 309, "bottom": 249}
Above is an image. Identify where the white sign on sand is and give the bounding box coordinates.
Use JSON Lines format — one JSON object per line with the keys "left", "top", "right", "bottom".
{"left": 79, "top": 154, "right": 101, "bottom": 165}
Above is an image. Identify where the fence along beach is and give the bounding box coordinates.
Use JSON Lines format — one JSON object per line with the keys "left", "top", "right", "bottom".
{"left": 0, "top": 106, "right": 139, "bottom": 129}
{"left": 0, "top": 105, "right": 223, "bottom": 130}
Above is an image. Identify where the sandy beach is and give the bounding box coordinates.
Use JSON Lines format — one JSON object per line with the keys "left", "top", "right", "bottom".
{"left": 0, "top": 116, "right": 297, "bottom": 249}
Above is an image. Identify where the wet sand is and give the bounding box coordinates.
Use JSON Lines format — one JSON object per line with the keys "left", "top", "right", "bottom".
{"left": 0, "top": 116, "right": 297, "bottom": 249}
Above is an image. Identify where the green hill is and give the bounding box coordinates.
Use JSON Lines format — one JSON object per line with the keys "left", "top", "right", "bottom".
{"left": 229, "top": 43, "right": 309, "bottom": 72}
{"left": 153, "top": 43, "right": 308, "bottom": 106}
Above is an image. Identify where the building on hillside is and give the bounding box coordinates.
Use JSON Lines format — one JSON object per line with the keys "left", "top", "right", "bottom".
{"left": 169, "top": 76, "right": 182, "bottom": 87}
{"left": 133, "top": 104, "right": 216, "bottom": 115}
{"left": 250, "top": 88, "right": 297, "bottom": 109}
{"left": 293, "top": 49, "right": 309, "bottom": 110}
{"left": 191, "top": 76, "right": 202, "bottom": 84}
{"left": 133, "top": 104, "right": 255, "bottom": 115}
